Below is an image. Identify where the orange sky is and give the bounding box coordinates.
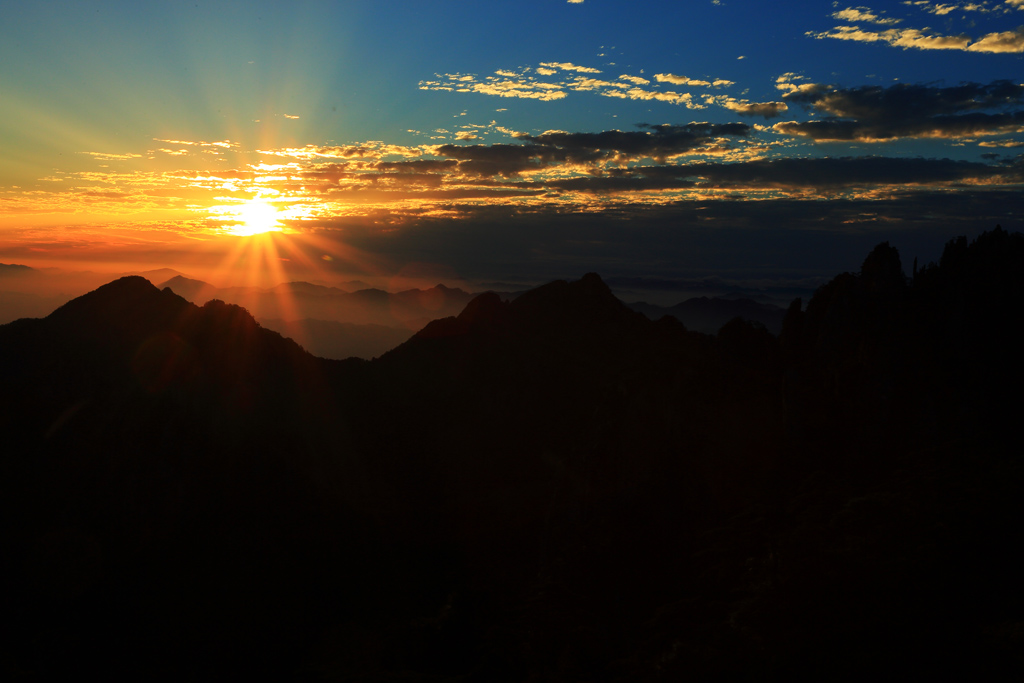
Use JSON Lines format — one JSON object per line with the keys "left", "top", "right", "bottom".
{"left": 2, "top": 2, "right": 1022, "bottom": 290}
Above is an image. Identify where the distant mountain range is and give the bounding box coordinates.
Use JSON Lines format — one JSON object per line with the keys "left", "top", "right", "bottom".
{"left": 157, "top": 274, "right": 476, "bottom": 327}
{"left": 3, "top": 265, "right": 800, "bottom": 358}
{"left": 628, "top": 295, "right": 785, "bottom": 334}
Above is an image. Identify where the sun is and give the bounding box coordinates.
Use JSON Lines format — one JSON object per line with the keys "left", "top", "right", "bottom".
{"left": 229, "top": 198, "right": 284, "bottom": 236}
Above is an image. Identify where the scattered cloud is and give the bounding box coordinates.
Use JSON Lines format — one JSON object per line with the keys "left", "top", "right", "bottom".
{"left": 813, "top": 2, "right": 1024, "bottom": 52}
{"left": 539, "top": 62, "right": 602, "bottom": 74}
{"left": 808, "top": 25, "right": 973, "bottom": 50}
{"left": 420, "top": 72, "right": 567, "bottom": 101}
{"left": 421, "top": 62, "right": 741, "bottom": 112}
{"left": 978, "top": 138, "right": 1024, "bottom": 146}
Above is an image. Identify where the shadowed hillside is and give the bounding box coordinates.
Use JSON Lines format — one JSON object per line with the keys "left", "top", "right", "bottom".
{"left": 2, "top": 228, "right": 1023, "bottom": 680}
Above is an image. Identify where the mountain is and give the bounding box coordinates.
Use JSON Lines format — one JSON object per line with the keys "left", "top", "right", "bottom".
{"left": 260, "top": 317, "right": 413, "bottom": 359}
{"left": 157, "top": 274, "right": 221, "bottom": 303}
{"left": 160, "top": 276, "right": 477, "bottom": 327}
{"left": 3, "top": 229, "right": 1024, "bottom": 680}
{"left": 629, "top": 295, "right": 786, "bottom": 334}
{"left": 130, "top": 267, "right": 189, "bottom": 283}
{"left": 0, "top": 262, "right": 38, "bottom": 276}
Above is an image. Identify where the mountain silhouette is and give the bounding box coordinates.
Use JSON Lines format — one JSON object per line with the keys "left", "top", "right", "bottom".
{"left": 160, "top": 275, "right": 476, "bottom": 329}
{"left": 259, "top": 316, "right": 413, "bottom": 360}
{"left": 629, "top": 294, "right": 786, "bottom": 334}
{"left": 2, "top": 230, "right": 1024, "bottom": 680}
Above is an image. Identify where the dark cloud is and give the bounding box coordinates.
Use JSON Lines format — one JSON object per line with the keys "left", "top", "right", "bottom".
{"left": 535, "top": 156, "right": 1016, "bottom": 193}
{"left": 522, "top": 123, "right": 752, "bottom": 159}
{"left": 728, "top": 101, "right": 788, "bottom": 118}
{"left": 681, "top": 156, "right": 1016, "bottom": 188}
{"left": 434, "top": 123, "right": 752, "bottom": 176}
{"left": 294, "top": 188, "right": 1024, "bottom": 288}
{"left": 433, "top": 143, "right": 565, "bottom": 177}
{"left": 374, "top": 159, "right": 459, "bottom": 173}
{"left": 779, "top": 80, "right": 1024, "bottom": 141}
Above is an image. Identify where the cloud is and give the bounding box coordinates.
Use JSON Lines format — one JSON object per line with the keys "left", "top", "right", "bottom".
{"left": 655, "top": 73, "right": 735, "bottom": 88}
{"left": 775, "top": 80, "right": 1024, "bottom": 141}
{"left": 293, "top": 188, "right": 1024, "bottom": 286}
{"left": 966, "top": 26, "right": 1024, "bottom": 52}
{"left": 978, "top": 138, "right": 1024, "bottom": 147}
{"left": 429, "top": 123, "right": 752, "bottom": 177}
{"left": 601, "top": 86, "right": 702, "bottom": 108}
{"left": 531, "top": 155, "right": 1016, "bottom": 195}
{"left": 419, "top": 73, "right": 567, "bottom": 101}
{"left": 808, "top": 25, "right": 974, "bottom": 50}
{"left": 85, "top": 152, "right": 144, "bottom": 161}
{"left": 421, "top": 63, "right": 736, "bottom": 110}
{"left": 810, "top": 4, "right": 1024, "bottom": 53}
{"left": 675, "top": 155, "right": 1017, "bottom": 188}
{"left": 539, "top": 62, "right": 602, "bottom": 74}
{"left": 260, "top": 143, "right": 427, "bottom": 160}
{"left": 706, "top": 95, "right": 789, "bottom": 118}
{"left": 521, "top": 123, "right": 752, "bottom": 160}
{"left": 832, "top": 7, "right": 902, "bottom": 24}
{"left": 153, "top": 138, "right": 237, "bottom": 150}
{"left": 619, "top": 74, "right": 651, "bottom": 85}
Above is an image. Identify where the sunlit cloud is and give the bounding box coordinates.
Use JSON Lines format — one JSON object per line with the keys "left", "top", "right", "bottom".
{"left": 832, "top": 7, "right": 902, "bottom": 24}
{"left": 813, "top": 0, "right": 1024, "bottom": 52}
{"left": 420, "top": 62, "right": 748, "bottom": 113}
{"left": 978, "top": 138, "right": 1024, "bottom": 146}
{"left": 705, "top": 95, "right": 789, "bottom": 118}
{"left": 419, "top": 73, "right": 567, "bottom": 101}
{"left": 808, "top": 25, "right": 973, "bottom": 50}
{"left": 966, "top": 26, "right": 1024, "bottom": 51}
{"left": 619, "top": 74, "right": 651, "bottom": 85}
{"left": 655, "top": 73, "right": 735, "bottom": 88}
{"left": 153, "top": 138, "right": 238, "bottom": 150}
{"left": 539, "top": 61, "right": 602, "bottom": 73}
{"left": 85, "top": 152, "right": 144, "bottom": 161}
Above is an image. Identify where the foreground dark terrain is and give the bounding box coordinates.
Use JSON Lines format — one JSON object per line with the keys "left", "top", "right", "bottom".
{"left": 2, "top": 227, "right": 1023, "bottom": 680}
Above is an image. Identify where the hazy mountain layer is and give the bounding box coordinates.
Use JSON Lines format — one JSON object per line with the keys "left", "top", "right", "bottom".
{"left": 159, "top": 274, "right": 477, "bottom": 328}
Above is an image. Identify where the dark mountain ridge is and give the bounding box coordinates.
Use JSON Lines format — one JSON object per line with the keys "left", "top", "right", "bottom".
{"left": 2, "top": 227, "right": 1024, "bottom": 680}
{"left": 629, "top": 295, "right": 786, "bottom": 334}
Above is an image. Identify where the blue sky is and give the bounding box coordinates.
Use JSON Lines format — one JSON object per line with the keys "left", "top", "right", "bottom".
{"left": 1, "top": 1, "right": 1022, "bottom": 292}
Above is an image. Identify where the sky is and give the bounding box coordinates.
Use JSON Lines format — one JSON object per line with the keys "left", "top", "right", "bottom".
{"left": 1, "top": 0, "right": 1022, "bottom": 295}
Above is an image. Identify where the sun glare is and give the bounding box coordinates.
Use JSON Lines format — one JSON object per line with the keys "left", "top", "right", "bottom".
{"left": 229, "top": 198, "right": 284, "bottom": 237}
